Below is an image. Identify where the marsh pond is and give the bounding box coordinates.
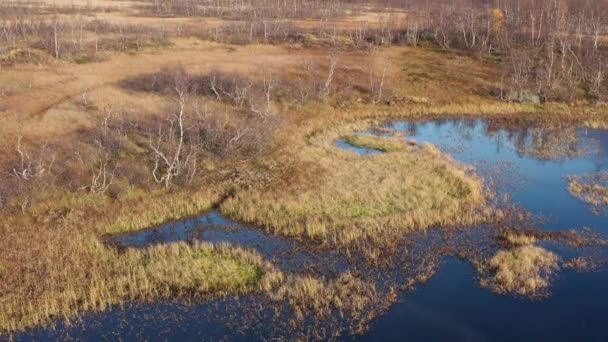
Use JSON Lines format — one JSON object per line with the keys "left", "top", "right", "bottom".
{"left": 15, "top": 118, "right": 608, "bottom": 341}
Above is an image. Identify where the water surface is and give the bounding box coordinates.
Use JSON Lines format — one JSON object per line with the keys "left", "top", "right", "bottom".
{"left": 360, "top": 118, "right": 608, "bottom": 341}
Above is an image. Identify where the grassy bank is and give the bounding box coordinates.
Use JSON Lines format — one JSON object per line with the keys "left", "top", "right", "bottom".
{"left": 342, "top": 133, "right": 409, "bottom": 153}
{"left": 0, "top": 231, "right": 270, "bottom": 332}
{"left": 221, "top": 122, "right": 488, "bottom": 248}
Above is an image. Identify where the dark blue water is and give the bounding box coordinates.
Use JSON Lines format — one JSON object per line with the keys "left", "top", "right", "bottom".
{"left": 362, "top": 258, "right": 608, "bottom": 342}
{"left": 13, "top": 118, "right": 608, "bottom": 341}
{"left": 360, "top": 118, "right": 608, "bottom": 341}
{"left": 387, "top": 119, "right": 608, "bottom": 231}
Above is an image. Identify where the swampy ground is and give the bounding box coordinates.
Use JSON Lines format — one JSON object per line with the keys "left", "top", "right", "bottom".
{"left": 1, "top": 0, "right": 608, "bottom": 340}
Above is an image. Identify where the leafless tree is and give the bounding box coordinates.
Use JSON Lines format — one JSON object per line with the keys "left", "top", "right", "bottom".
{"left": 150, "top": 88, "right": 185, "bottom": 188}
{"left": 250, "top": 70, "right": 277, "bottom": 119}
{"left": 148, "top": 80, "right": 198, "bottom": 188}
{"left": 320, "top": 55, "right": 338, "bottom": 99}
{"left": 12, "top": 134, "right": 50, "bottom": 181}
{"left": 52, "top": 18, "right": 61, "bottom": 59}
{"left": 375, "top": 63, "right": 389, "bottom": 103}
{"left": 89, "top": 153, "right": 115, "bottom": 194}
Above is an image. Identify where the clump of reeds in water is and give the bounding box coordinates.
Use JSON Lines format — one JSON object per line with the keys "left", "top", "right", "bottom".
{"left": 567, "top": 172, "right": 608, "bottom": 215}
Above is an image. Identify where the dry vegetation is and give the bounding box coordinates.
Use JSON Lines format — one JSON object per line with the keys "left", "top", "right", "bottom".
{"left": 1, "top": 0, "right": 608, "bottom": 337}
{"left": 222, "top": 122, "right": 488, "bottom": 250}
{"left": 568, "top": 172, "right": 608, "bottom": 214}
{"left": 269, "top": 272, "right": 377, "bottom": 325}
{"left": 499, "top": 230, "right": 537, "bottom": 247}
{"left": 342, "top": 133, "right": 410, "bottom": 153}
{"left": 0, "top": 229, "right": 271, "bottom": 332}
{"left": 563, "top": 256, "right": 607, "bottom": 272}
{"left": 483, "top": 246, "right": 560, "bottom": 299}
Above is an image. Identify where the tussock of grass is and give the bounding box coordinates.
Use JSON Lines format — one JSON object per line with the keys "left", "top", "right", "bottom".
{"left": 500, "top": 230, "right": 537, "bottom": 247}
{"left": 567, "top": 172, "right": 608, "bottom": 214}
{"left": 342, "top": 134, "right": 407, "bottom": 153}
{"left": 0, "top": 187, "right": 270, "bottom": 334}
{"left": 484, "top": 246, "right": 559, "bottom": 299}
{"left": 221, "top": 122, "right": 487, "bottom": 246}
{"left": 136, "top": 242, "right": 265, "bottom": 296}
{"left": 269, "top": 272, "right": 376, "bottom": 322}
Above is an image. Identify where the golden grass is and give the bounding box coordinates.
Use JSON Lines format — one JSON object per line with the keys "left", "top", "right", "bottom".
{"left": 269, "top": 272, "right": 376, "bottom": 322}
{"left": 0, "top": 235, "right": 269, "bottom": 333}
{"left": 500, "top": 230, "right": 537, "bottom": 247}
{"left": 102, "top": 188, "right": 224, "bottom": 235}
{"left": 582, "top": 115, "right": 608, "bottom": 130}
{"left": 342, "top": 133, "right": 408, "bottom": 153}
{"left": 137, "top": 242, "right": 265, "bottom": 296}
{"left": 0, "top": 182, "right": 277, "bottom": 334}
{"left": 0, "top": 39, "right": 310, "bottom": 144}
{"left": 567, "top": 172, "right": 608, "bottom": 213}
{"left": 484, "top": 246, "right": 559, "bottom": 299}
{"left": 221, "top": 122, "right": 487, "bottom": 246}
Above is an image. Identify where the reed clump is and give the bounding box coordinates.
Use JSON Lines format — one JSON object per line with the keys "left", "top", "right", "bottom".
{"left": 499, "top": 230, "right": 537, "bottom": 247}
{"left": 269, "top": 272, "right": 376, "bottom": 322}
{"left": 483, "top": 245, "right": 559, "bottom": 299}
{"left": 567, "top": 172, "right": 608, "bottom": 214}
